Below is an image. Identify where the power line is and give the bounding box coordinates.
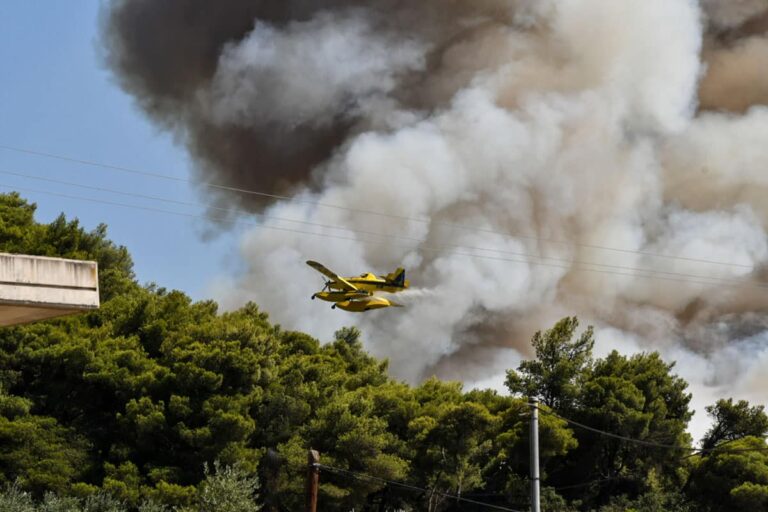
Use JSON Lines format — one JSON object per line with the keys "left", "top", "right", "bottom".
{"left": 1, "top": 167, "right": 764, "bottom": 289}
{"left": 4, "top": 182, "right": 768, "bottom": 293}
{"left": 552, "top": 474, "right": 635, "bottom": 491}
{"left": 0, "top": 169, "right": 404, "bottom": 239}
{"left": 0, "top": 143, "right": 755, "bottom": 270}
{"left": 317, "top": 463, "right": 526, "bottom": 512}
{"left": 539, "top": 408, "right": 690, "bottom": 450}
{"left": 535, "top": 406, "right": 768, "bottom": 455}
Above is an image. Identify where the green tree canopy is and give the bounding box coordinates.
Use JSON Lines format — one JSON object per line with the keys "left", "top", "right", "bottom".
{"left": 505, "top": 317, "right": 594, "bottom": 411}
{"left": 688, "top": 437, "right": 768, "bottom": 512}
{"left": 0, "top": 388, "right": 87, "bottom": 495}
{"left": 701, "top": 398, "right": 768, "bottom": 451}
{"left": 563, "top": 351, "right": 692, "bottom": 505}
{"left": 505, "top": 318, "right": 694, "bottom": 510}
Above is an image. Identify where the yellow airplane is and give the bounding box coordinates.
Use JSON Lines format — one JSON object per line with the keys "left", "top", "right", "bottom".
{"left": 306, "top": 260, "right": 409, "bottom": 312}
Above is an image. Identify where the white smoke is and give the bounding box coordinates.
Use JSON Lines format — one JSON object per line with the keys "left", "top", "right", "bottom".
{"left": 206, "top": 10, "right": 427, "bottom": 129}
{"left": 663, "top": 108, "right": 768, "bottom": 223}
{"left": 208, "top": 0, "right": 768, "bottom": 439}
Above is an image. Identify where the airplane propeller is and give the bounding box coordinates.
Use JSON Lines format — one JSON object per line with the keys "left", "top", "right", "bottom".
{"left": 312, "top": 279, "right": 334, "bottom": 300}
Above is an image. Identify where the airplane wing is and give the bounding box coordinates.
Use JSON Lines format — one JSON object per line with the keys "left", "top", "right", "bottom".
{"left": 306, "top": 261, "right": 358, "bottom": 291}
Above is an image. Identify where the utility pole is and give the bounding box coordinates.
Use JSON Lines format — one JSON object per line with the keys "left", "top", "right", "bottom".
{"left": 530, "top": 398, "right": 541, "bottom": 512}
{"left": 306, "top": 449, "right": 320, "bottom": 512}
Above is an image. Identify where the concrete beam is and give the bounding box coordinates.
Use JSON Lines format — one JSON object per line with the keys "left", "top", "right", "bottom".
{"left": 0, "top": 253, "right": 99, "bottom": 326}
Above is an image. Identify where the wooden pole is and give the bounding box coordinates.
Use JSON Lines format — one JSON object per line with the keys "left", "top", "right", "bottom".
{"left": 306, "top": 449, "right": 320, "bottom": 512}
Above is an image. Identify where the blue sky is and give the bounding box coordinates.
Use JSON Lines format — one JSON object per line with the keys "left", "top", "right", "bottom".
{"left": 0, "top": 1, "right": 245, "bottom": 300}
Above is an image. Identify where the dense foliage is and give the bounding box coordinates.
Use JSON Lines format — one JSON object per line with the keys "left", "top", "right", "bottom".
{"left": 1, "top": 192, "right": 767, "bottom": 511}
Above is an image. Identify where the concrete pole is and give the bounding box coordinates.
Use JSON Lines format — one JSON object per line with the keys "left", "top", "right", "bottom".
{"left": 306, "top": 449, "right": 320, "bottom": 512}
{"left": 530, "top": 398, "right": 541, "bottom": 512}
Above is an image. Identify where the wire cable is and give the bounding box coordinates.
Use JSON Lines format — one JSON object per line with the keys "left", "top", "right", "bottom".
{"left": 4, "top": 182, "right": 768, "bottom": 293}
{"left": 316, "top": 463, "right": 526, "bottom": 512}
{"left": 2, "top": 168, "right": 764, "bottom": 289}
{"left": 534, "top": 405, "right": 768, "bottom": 455}
{"left": 537, "top": 407, "right": 690, "bottom": 450}
{"left": 552, "top": 474, "right": 632, "bottom": 491}
{"left": 0, "top": 144, "right": 755, "bottom": 270}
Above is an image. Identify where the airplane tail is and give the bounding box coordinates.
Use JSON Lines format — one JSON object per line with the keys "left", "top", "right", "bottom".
{"left": 386, "top": 268, "right": 408, "bottom": 288}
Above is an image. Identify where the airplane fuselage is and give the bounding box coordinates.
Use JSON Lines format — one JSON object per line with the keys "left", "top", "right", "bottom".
{"left": 343, "top": 274, "right": 407, "bottom": 294}
{"left": 313, "top": 290, "right": 370, "bottom": 302}
{"left": 334, "top": 296, "right": 398, "bottom": 312}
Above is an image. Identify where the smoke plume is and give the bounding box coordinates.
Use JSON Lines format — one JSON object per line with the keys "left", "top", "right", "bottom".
{"left": 103, "top": 0, "right": 768, "bottom": 439}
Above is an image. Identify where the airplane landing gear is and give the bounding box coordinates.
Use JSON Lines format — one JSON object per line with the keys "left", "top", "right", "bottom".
{"left": 311, "top": 294, "right": 316, "bottom": 300}
{"left": 331, "top": 304, "right": 336, "bottom": 309}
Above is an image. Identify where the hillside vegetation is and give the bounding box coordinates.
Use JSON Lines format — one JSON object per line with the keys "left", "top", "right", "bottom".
{"left": 1, "top": 192, "right": 767, "bottom": 511}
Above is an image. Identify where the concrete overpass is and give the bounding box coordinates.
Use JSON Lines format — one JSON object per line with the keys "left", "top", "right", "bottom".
{"left": 0, "top": 253, "right": 99, "bottom": 326}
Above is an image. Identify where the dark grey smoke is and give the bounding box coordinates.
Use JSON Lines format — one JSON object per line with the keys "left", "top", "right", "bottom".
{"left": 102, "top": 0, "right": 518, "bottom": 204}
{"left": 103, "top": 0, "right": 353, "bottom": 199}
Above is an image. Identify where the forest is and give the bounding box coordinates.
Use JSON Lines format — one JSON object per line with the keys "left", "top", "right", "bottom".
{"left": 1, "top": 191, "right": 767, "bottom": 511}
